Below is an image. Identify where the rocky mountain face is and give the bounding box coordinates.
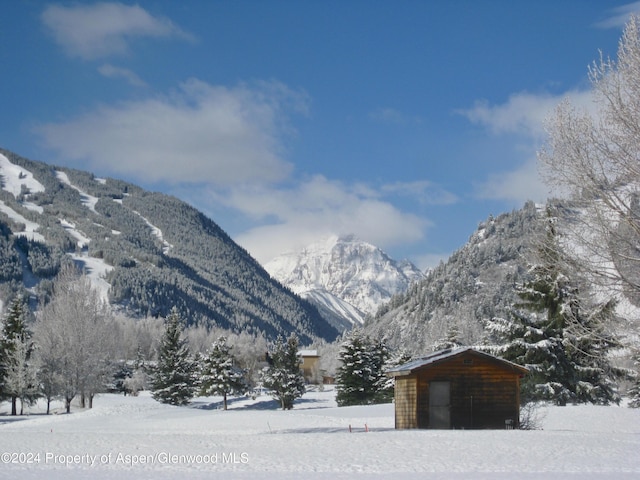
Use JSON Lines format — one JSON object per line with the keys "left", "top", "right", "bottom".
{"left": 264, "top": 234, "right": 425, "bottom": 331}
{"left": 0, "top": 148, "right": 338, "bottom": 344}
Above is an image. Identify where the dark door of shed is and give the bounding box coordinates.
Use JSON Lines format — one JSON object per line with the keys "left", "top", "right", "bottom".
{"left": 429, "top": 381, "right": 450, "bottom": 428}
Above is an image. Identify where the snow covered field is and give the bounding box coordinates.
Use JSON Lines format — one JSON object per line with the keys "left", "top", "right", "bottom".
{"left": 0, "top": 386, "right": 638, "bottom": 480}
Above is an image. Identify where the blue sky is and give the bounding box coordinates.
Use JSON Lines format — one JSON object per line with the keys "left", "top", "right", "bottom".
{"left": 1, "top": 1, "right": 637, "bottom": 269}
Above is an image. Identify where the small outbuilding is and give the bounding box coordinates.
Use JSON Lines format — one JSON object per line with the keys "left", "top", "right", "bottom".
{"left": 387, "top": 347, "right": 529, "bottom": 430}
{"left": 298, "top": 349, "right": 321, "bottom": 384}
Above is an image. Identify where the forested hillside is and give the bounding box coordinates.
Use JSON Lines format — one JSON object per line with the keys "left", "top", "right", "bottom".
{"left": 0, "top": 148, "right": 338, "bottom": 343}
{"left": 366, "top": 201, "right": 540, "bottom": 354}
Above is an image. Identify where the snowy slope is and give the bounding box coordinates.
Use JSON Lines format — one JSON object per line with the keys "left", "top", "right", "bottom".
{"left": 0, "top": 387, "right": 638, "bottom": 479}
{"left": 0, "top": 160, "right": 114, "bottom": 301}
{"left": 265, "top": 235, "right": 424, "bottom": 327}
{"left": 0, "top": 153, "right": 45, "bottom": 199}
{"left": 0, "top": 200, "right": 45, "bottom": 242}
{"left": 0, "top": 149, "right": 337, "bottom": 342}
{"left": 56, "top": 171, "right": 99, "bottom": 213}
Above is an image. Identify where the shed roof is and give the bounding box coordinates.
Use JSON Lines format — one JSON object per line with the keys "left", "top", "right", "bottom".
{"left": 386, "top": 347, "right": 529, "bottom": 377}
{"left": 297, "top": 349, "right": 319, "bottom": 357}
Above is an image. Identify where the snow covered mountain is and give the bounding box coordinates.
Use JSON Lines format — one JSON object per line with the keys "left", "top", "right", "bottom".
{"left": 365, "top": 204, "right": 541, "bottom": 354}
{"left": 264, "top": 235, "right": 424, "bottom": 330}
{"left": 366, "top": 200, "right": 640, "bottom": 355}
{"left": 0, "top": 148, "right": 338, "bottom": 343}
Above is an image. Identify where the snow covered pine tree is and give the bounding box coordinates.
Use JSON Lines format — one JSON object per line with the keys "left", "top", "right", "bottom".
{"left": 488, "top": 210, "right": 623, "bottom": 405}
{"left": 150, "top": 307, "right": 197, "bottom": 406}
{"left": 335, "top": 328, "right": 396, "bottom": 406}
{"left": 261, "top": 334, "right": 305, "bottom": 410}
{"left": 198, "top": 336, "right": 248, "bottom": 410}
{"left": 0, "top": 297, "right": 38, "bottom": 415}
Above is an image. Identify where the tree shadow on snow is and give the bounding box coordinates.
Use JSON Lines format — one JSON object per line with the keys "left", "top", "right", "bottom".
{"left": 242, "top": 396, "right": 327, "bottom": 411}
{"left": 272, "top": 426, "right": 396, "bottom": 434}
{"left": 192, "top": 396, "right": 280, "bottom": 411}
{"left": 0, "top": 415, "right": 35, "bottom": 425}
{"left": 192, "top": 395, "right": 327, "bottom": 411}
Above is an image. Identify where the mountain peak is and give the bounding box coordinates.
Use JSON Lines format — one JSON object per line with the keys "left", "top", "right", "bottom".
{"left": 265, "top": 234, "right": 424, "bottom": 329}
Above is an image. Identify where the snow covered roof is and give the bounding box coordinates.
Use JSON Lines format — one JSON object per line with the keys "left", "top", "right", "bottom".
{"left": 298, "top": 350, "right": 319, "bottom": 357}
{"left": 386, "top": 347, "right": 529, "bottom": 377}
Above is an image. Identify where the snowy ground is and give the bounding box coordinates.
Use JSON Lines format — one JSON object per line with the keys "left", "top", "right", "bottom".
{"left": 0, "top": 387, "right": 638, "bottom": 480}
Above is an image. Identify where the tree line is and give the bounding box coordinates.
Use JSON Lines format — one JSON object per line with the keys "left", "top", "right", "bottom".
{"left": 0, "top": 262, "right": 410, "bottom": 415}
{"left": 0, "top": 264, "right": 281, "bottom": 414}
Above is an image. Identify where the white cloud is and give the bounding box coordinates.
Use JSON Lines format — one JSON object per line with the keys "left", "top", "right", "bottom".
{"left": 474, "top": 157, "right": 550, "bottom": 205}
{"left": 41, "top": 2, "right": 194, "bottom": 60}
{"left": 208, "top": 175, "right": 430, "bottom": 263}
{"left": 459, "top": 89, "right": 597, "bottom": 140}
{"left": 34, "top": 79, "right": 308, "bottom": 185}
{"left": 414, "top": 252, "right": 451, "bottom": 272}
{"left": 460, "top": 89, "right": 597, "bottom": 204}
{"left": 34, "top": 73, "right": 429, "bottom": 264}
{"left": 98, "top": 63, "right": 146, "bottom": 86}
{"left": 595, "top": 2, "right": 640, "bottom": 29}
{"left": 458, "top": 92, "right": 565, "bottom": 139}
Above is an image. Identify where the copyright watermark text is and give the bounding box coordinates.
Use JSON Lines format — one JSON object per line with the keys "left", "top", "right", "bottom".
{"left": 1, "top": 451, "right": 249, "bottom": 467}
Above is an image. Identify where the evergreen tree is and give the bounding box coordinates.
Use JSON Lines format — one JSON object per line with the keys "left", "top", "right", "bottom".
{"left": 150, "top": 307, "right": 197, "bottom": 406}
{"left": 199, "top": 336, "right": 248, "bottom": 410}
{"left": 432, "top": 324, "right": 463, "bottom": 352}
{"left": 488, "top": 211, "right": 623, "bottom": 405}
{"left": 3, "top": 337, "right": 39, "bottom": 415}
{"left": 261, "top": 334, "right": 305, "bottom": 410}
{"left": 335, "top": 329, "right": 396, "bottom": 406}
{"left": 376, "top": 345, "right": 412, "bottom": 404}
{"left": 335, "top": 329, "right": 374, "bottom": 406}
{"left": 1, "top": 297, "right": 38, "bottom": 415}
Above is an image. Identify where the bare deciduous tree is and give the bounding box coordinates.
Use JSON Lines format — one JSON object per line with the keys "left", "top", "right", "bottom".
{"left": 34, "top": 265, "right": 116, "bottom": 413}
{"left": 539, "top": 15, "right": 640, "bottom": 301}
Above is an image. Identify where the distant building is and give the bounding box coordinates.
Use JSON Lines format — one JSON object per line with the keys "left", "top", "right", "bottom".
{"left": 386, "top": 347, "right": 528, "bottom": 429}
{"left": 298, "top": 350, "right": 320, "bottom": 384}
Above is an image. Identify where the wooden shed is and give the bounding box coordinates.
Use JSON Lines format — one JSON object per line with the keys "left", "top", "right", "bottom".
{"left": 387, "top": 347, "right": 529, "bottom": 430}
{"left": 298, "top": 349, "right": 320, "bottom": 384}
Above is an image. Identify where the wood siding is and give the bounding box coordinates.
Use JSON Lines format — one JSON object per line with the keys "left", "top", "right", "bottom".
{"left": 394, "top": 350, "right": 523, "bottom": 429}
{"left": 394, "top": 376, "right": 417, "bottom": 429}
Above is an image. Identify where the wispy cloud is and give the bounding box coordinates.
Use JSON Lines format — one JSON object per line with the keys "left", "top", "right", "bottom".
{"left": 595, "top": 2, "right": 640, "bottom": 29}
{"left": 381, "top": 180, "right": 458, "bottom": 205}
{"left": 457, "top": 92, "right": 568, "bottom": 139}
{"left": 207, "top": 175, "right": 430, "bottom": 263}
{"left": 369, "top": 107, "right": 421, "bottom": 125}
{"left": 34, "top": 79, "right": 307, "bottom": 185}
{"left": 98, "top": 64, "right": 147, "bottom": 87}
{"left": 41, "top": 2, "right": 195, "bottom": 60}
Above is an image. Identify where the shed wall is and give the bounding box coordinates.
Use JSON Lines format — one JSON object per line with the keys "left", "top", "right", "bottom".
{"left": 394, "top": 376, "right": 417, "bottom": 429}
{"left": 417, "top": 352, "right": 520, "bottom": 429}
